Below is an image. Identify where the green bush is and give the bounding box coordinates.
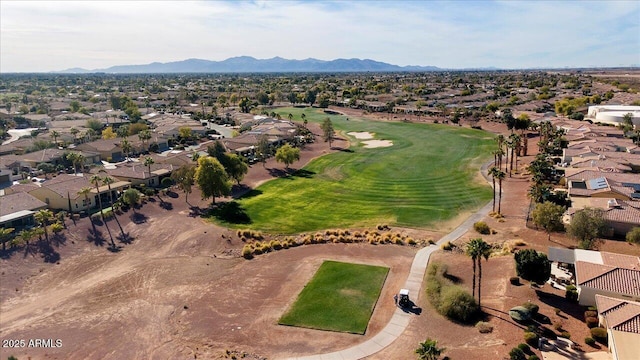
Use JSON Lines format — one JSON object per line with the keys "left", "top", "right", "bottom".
{"left": 626, "top": 227, "right": 640, "bottom": 244}
{"left": 528, "top": 356, "right": 540, "bottom": 360}
{"left": 523, "top": 331, "right": 539, "bottom": 347}
{"left": 517, "top": 343, "right": 531, "bottom": 354}
{"left": 584, "top": 310, "right": 597, "bottom": 319}
{"left": 439, "top": 286, "right": 479, "bottom": 323}
{"left": 565, "top": 285, "right": 578, "bottom": 302}
{"left": 585, "top": 337, "right": 596, "bottom": 347}
{"left": 514, "top": 249, "right": 551, "bottom": 283}
{"left": 559, "top": 331, "right": 571, "bottom": 339}
{"left": 476, "top": 321, "right": 494, "bottom": 333}
{"left": 509, "top": 347, "right": 527, "bottom": 360}
{"left": 426, "top": 262, "right": 478, "bottom": 323}
{"left": 590, "top": 327, "right": 608, "bottom": 344}
{"left": 474, "top": 221, "right": 491, "bottom": 234}
{"left": 241, "top": 245, "right": 253, "bottom": 259}
{"left": 586, "top": 317, "right": 598, "bottom": 328}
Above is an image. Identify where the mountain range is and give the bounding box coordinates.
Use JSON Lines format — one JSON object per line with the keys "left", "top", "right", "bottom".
{"left": 57, "top": 56, "right": 446, "bottom": 74}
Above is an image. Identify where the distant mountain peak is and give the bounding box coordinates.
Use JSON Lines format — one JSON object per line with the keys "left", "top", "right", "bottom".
{"left": 56, "top": 56, "right": 445, "bottom": 74}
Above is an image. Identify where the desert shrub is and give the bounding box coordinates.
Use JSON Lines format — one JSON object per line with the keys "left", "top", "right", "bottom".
{"left": 428, "top": 239, "right": 435, "bottom": 245}
{"left": 584, "top": 310, "right": 597, "bottom": 319}
{"left": 476, "top": 321, "right": 494, "bottom": 333}
{"left": 522, "top": 302, "right": 539, "bottom": 315}
{"left": 553, "top": 322, "right": 563, "bottom": 331}
{"left": 270, "top": 240, "right": 282, "bottom": 250}
{"left": 509, "top": 347, "right": 527, "bottom": 360}
{"left": 528, "top": 356, "right": 540, "bottom": 360}
{"left": 439, "top": 286, "right": 479, "bottom": 323}
{"left": 565, "top": 285, "right": 578, "bottom": 302}
{"left": 513, "top": 239, "right": 527, "bottom": 246}
{"left": 523, "top": 332, "right": 538, "bottom": 347}
{"left": 584, "top": 337, "right": 596, "bottom": 347}
{"left": 474, "top": 221, "right": 491, "bottom": 234}
{"left": 441, "top": 241, "right": 454, "bottom": 251}
{"left": 253, "top": 246, "right": 263, "bottom": 255}
{"left": 241, "top": 245, "right": 253, "bottom": 259}
{"left": 510, "top": 276, "right": 520, "bottom": 285}
{"left": 586, "top": 317, "right": 598, "bottom": 328}
{"left": 517, "top": 343, "right": 531, "bottom": 354}
{"left": 587, "top": 306, "right": 597, "bottom": 311}
{"left": 554, "top": 307, "right": 561, "bottom": 316}
{"left": 407, "top": 237, "right": 417, "bottom": 245}
{"left": 590, "top": 327, "right": 607, "bottom": 344}
{"left": 559, "top": 331, "right": 571, "bottom": 339}
{"left": 625, "top": 226, "right": 640, "bottom": 244}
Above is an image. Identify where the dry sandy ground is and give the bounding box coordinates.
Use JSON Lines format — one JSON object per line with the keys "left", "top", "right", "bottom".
{"left": 2, "top": 109, "right": 638, "bottom": 360}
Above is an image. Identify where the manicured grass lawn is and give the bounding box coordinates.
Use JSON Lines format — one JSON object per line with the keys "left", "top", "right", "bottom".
{"left": 215, "top": 107, "right": 494, "bottom": 233}
{"left": 278, "top": 260, "right": 389, "bottom": 334}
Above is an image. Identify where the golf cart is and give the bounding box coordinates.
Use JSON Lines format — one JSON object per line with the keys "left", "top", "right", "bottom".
{"left": 398, "top": 289, "right": 410, "bottom": 307}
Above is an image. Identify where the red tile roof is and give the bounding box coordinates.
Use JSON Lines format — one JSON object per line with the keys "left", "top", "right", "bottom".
{"left": 576, "top": 261, "right": 640, "bottom": 297}
{"left": 595, "top": 295, "right": 640, "bottom": 334}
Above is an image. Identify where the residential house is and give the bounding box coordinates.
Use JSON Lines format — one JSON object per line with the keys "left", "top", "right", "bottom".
{"left": 595, "top": 295, "right": 640, "bottom": 360}
{"left": 28, "top": 174, "right": 129, "bottom": 212}
{"left": 0, "top": 191, "right": 48, "bottom": 230}
{"left": 99, "top": 162, "right": 174, "bottom": 187}
{"left": 566, "top": 198, "right": 640, "bottom": 236}
{"left": 548, "top": 247, "right": 640, "bottom": 306}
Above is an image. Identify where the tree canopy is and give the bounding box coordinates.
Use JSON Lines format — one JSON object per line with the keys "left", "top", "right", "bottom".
{"left": 531, "top": 201, "right": 565, "bottom": 241}
{"left": 567, "top": 207, "right": 607, "bottom": 249}
{"left": 514, "top": 249, "right": 551, "bottom": 284}
{"left": 194, "top": 156, "right": 231, "bottom": 204}
{"left": 275, "top": 144, "right": 300, "bottom": 169}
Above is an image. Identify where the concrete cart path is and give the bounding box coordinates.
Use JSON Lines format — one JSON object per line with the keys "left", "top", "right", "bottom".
{"left": 285, "top": 162, "right": 495, "bottom": 360}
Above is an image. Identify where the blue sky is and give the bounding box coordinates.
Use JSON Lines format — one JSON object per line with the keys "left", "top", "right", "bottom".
{"left": 1, "top": 0, "right": 639, "bottom": 72}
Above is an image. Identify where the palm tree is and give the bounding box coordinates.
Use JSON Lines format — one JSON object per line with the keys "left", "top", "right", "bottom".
{"left": 121, "top": 138, "right": 132, "bottom": 160}
{"left": 17, "top": 228, "right": 36, "bottom": 248}
{"left": 0, "top": 227, "right": 15, "bottom": 251}
{"left": 102, "top": 174, "right": 126, "bottom": 241}
{"left": 50, "top": 130, "right": 60, "bottom": 145}
{"left": 465, "top": 239, "right": 480, "bottom": 300}
{"left": 496, "top": 169, "right": 506, "bottom": 215}
{"left": 509, "top": 133, "right": 521, "bottom": 175}
{"left": 91, "top": 174, "right": 115, "bottom": 246}
{"left": 78, "top": 186, "right": 95, "bottom": 230}
{"left": 415, "top": 338, "right": 445, "bottom": 360}
{"left": 66, "top": 152, "right": 85, "bottom": 175}
{"left": 34, "top": 209, "right": 54, "bottom": 243}
{"left": 488, "top": 166, "right": 501, "bottom": 213}
{"left": 138, "top": 129, "right": 152, "bottom": 151}
{"left": 476, "top": 238, "right": 492, "bottom": 307}
{"left": 70, "top": 127, "right": 79, "bottom": 143}
{"left": 143, "top": 156, "right": 155, "bottom": 183}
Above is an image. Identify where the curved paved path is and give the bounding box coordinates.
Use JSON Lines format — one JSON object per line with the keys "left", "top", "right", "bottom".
{"left": 285, "top": 162, "right": 495, "bottom": 360}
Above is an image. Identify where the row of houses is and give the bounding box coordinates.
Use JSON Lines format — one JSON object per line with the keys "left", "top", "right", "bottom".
{"left": 555, "top": 120, "right": 640, "bottom": 236}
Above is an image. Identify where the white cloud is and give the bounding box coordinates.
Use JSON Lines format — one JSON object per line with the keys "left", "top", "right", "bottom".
{"left": 1, "top": 0, "right": 638, "bottom": 72}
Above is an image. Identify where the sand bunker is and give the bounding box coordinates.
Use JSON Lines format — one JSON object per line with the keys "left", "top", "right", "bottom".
{"left": 363, "top": 140, "right": 394, "bottom": 148}
{"left": 348, "top": 131, "right": 374, "bottom": 139}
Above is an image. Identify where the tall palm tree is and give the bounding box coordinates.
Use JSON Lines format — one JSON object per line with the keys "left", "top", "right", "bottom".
{"left": 476, "top": 238, "right": 492, "bottom": 307}
{"left": 138, "top": 129, "right": 152, "bottom": 151}
{"left": 70, "top": 127, "right": 79, "bottom": 143}
{"left": 50, "top": 130, "right": 60, "bottom": 145}
{"left": 102, "top": 174, "right": 126, "bottom": 241}
{"left": 143, "top": 156, "right": 155, "bottom": 183}
{"left": 78, "top": 186, "right": 95, "bottom": 231}
{"left": 488, "top": 166, "right": 501, "bottom": 213}
{"left": 509, "top": 133, "right": 521, "bottom": 174}
{"left": 91, "top": 174, "right": 114, "bottom": 246}
{"left": 301, "top": 113, "right": 307, "bottom": 128}
{"left": 17, "top": 228, "right": 36, "bottom": 248}
{"left": 121, "top": 138, "right": 132, "bottom": 160}
{"left": 34, "top": 209, "right": 54, "bottom": 243}
{"left": 496, "top": 169, "right": 506, "bottom": 215}
{"left": 415, "top": 338, "right": 445, "bottom": 360}
{"left": 465, "top": 239, "right": 480, "bottom": 300}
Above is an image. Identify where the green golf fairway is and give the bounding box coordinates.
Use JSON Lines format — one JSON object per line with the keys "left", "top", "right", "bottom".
{"left": 215, "top": 107, "right": 494, "bottom": 233}
{"left": 279, "top": 260, "right": 389, "bottom": 334}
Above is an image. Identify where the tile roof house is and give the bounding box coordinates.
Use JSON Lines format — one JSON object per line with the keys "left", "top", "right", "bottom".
{"left": 595, "top": 295, "right": 640, "bottom": 360}
{"left": 98, "top": 162, "right": 174, "bottom": 187}
{"left": 0, "top": 191, "right": 48, "bottom": 229}
{"left": 566, "top": 198, "right": 640, "bottom": 236}
{"left": 548, "top": 247, "right": 640, "bottom": 306}
{"left": 28, "top": 174, "right": 129, "bottom": 212}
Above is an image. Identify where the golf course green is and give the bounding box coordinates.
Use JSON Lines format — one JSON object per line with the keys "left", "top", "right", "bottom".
{"left": 215, "top": 107, "right": 494, "bottom": 233}
{"left": 279, "top": 260, "right": 389, "bottom": 334}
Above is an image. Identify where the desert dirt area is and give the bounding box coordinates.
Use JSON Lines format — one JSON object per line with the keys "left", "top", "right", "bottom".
{"left": 2, "top": 110, "right": 638, "bottom": 360}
